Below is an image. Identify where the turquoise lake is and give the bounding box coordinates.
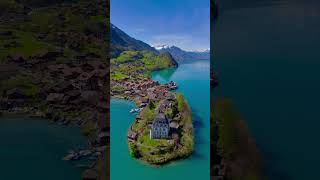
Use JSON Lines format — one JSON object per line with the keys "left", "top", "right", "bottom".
{"left": 0, "top": 116, "right": 88, "bottom": 180}
{"left": 213, "top": 0, "right": 320, "bottom": 179}
{"left": 111, "top": 60, "right": 210, "bottom": 180}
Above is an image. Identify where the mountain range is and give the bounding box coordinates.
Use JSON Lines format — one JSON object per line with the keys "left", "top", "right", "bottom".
{"left": 110, "top": 24, "right": 209, "bottom": 61}
{"left": 155, "top": 45, "right": 210, "bottom": 61}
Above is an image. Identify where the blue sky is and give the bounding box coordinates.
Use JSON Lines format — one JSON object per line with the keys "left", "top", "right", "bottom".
{"left": 111, "top": 0, "right": 210, "bottom": 51}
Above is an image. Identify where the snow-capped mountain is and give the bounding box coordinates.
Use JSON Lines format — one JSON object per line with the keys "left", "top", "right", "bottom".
{"left": 193, "top": 48, "right": 210, "bottom": 53}
{"left": 154, "top": 45, "right": 210, "bottom": 61}
{"left": 154, "top": 45, "right": 171, "bottom": 50}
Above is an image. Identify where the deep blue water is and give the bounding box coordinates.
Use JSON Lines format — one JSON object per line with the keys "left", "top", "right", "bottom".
{"left": 0, "top": 116, "right": 88, "bottom": 180}
{"left": 110, "top": 60, "right": 210, "bottom": 180}
{"left": 213, "top": 0, "right": 320, "bottom": 179}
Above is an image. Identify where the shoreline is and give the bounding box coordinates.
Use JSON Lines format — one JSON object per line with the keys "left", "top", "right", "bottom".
{"left": 0, "top": 106, "right": 102, "bottom": 168}
{"left": 111, "top": 65, "right": 194, "bottom": 165}
{"left": 211, "top": 97, "right": 264, "bottom": 179}
{"left": 127, "top": 93, "right": 193, "bottom": 165}
{"left": 111, "top": 93, "right": 194, "bottom": 166}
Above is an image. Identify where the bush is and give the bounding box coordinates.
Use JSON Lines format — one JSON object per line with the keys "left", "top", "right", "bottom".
{"left": 149, "top": 101, "right": 155, "bottom": 109}
{"left": 129, "top": 143, "right": 141, "bottom": 158}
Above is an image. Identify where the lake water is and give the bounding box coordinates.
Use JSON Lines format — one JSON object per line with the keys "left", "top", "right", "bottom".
{"left": 110, "top": 60, "right": 210, "bottom": 180}
{"left": 0, "top": 115, "right": 88, "bottom": 180}
{"left": 213, "top": 0, "right": 320, "bottom": 179}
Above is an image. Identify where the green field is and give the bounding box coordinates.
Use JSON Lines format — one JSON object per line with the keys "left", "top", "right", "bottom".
{"left": 111, "top": 50, "right": 176, "bottom": 80}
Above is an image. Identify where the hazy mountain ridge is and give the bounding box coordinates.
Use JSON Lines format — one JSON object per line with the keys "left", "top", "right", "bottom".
{"left": 156, "top": 45, "right": 210, "bottom": 61}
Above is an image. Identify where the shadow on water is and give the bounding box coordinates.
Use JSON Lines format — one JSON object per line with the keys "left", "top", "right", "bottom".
{"left": 257, "top": 143, "right": 292, "bottom": 180}
{"left": 153, "top": 67, "right": 177, "bottom": 82}
{"left": 192, "top": 112, "right": 204, "bottom": 129}
{"left": 191, "top": 110, "right": 207, "bottom": 146}
{"left": 187, "top": 111, "right": 207, "bottom": 160}
{"left": 190, "top": 150, "right": 206, "bottom": 160}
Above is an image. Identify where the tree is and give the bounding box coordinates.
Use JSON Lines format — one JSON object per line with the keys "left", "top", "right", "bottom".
{"left": 149, "top": 101, "right": 155, "bottom": 110}
{"left": 130, "top": 143, "right": 141, "bottom": 158}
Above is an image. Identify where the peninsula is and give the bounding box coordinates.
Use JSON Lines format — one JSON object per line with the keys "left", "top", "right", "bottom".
{"left": 110, "top": 25, "right": 194, "bottom": 165}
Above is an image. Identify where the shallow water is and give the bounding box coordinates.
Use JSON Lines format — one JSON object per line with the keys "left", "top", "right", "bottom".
{"left": 110, "top": 60, "right": 210, "bottom": 180}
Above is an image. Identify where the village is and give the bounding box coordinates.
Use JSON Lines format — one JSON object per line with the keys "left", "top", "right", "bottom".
{"left": 0, "top": 49, "right": 110, "bottom": 160}
{"left": 110, "top": 73, "right": 193, "bottom": 164}
{"left": 111, "top": 76, "right": 178, "bottom": 137}
{"left": 111, "top": 77, "right": 177, "bottom": 102}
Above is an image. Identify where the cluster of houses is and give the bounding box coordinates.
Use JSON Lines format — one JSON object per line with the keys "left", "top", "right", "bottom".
{"left": 47, "top": 60, "right": 108, "bottom": 91}
{"left": 111, "top": 77, "right": 157, "bottom": 91}
{"left": 122, "top": 78, "right": 159, "bottom": 91}
{"left": 112, "top": 77, "right": 178, "bottom": 103}
{"left": 146, "top": 85, "right": 176, "bottom": 101}
{"left": 112, "top": 77, "right": 180, "bottom": 141}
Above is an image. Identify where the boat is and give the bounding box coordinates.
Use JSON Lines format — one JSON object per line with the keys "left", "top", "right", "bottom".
{"left": 167, "top": 81, "right": 178, "bottom": 90}
{"left": 130, "top": 108, "right": 139, "bottom": 113}
{"left": 130, "top": 108, "right": 143, "bottom": 113}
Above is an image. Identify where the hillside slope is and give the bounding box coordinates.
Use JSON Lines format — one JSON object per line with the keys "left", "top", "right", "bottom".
{"left": 110, "top": 24, "right": 158, "bottom": 57}
{"left": 110, "top": 25, "right": 177, "bottom": 81}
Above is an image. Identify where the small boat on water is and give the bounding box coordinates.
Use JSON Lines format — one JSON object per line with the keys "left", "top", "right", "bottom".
{"left": 167, "top": 81, "right": 178, "bottom": 90}
{"left": 130, "top": 108, "right": 143, "bottom": 113}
